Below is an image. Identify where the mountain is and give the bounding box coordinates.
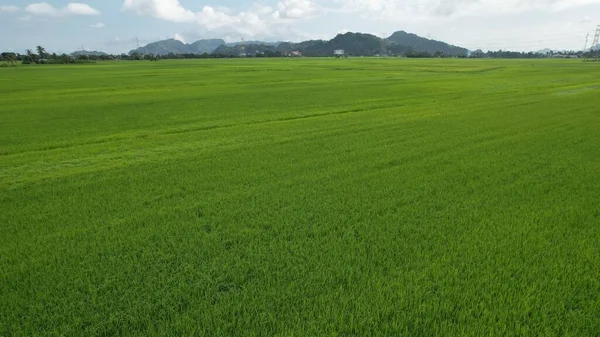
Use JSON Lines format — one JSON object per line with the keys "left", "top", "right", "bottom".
{"left": 188, "top": 39, "right": 227, "bottom": 53}
{"left": 224, "top": 41, "right": 281, "bottom": 47}
{"left": 386, "top": 31, "right": 468, "bottom": 56}
{"left": 128, "top": 31, "right": 468, "bottom": 57}
{"left": 277, "top": 40, "right": 327, "bottom": 56}
{"left": 129, "top": 39, "right": 187, "bottom": 55}
{"left": 277, "top": 32, "right": 464, "bottom": 57}
{"left": 129, "top": 38, "right": 225, "bottom": 55}
{"left": 276, "top": 32, "right": 413, "bottom": 57}
{"left": 72, "top": 50, "right": 107, "bottom": 57}
{"left": 163, "top": 33, "right": 393, "bottom": 57}
{"left": 213, "top": 43, "right": 278, "bottom": 55}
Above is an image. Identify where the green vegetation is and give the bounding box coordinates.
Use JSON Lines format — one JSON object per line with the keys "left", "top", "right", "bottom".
{"left": 1, "top": 59, "right": 599, "bottom": 336}
{"left": 129, "top": 30, "right": 471, "bottom": 57}
{"left": 130, "top": 38, "right": 226, "bottom": 56}
{"left": 386, "top": 31, "right": 467, "bottom": 55}
{"left": 128, "top": 31, "right": 464, "bottom": 57}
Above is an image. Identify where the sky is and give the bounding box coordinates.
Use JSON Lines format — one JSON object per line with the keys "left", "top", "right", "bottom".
{"left": 0, "top": 0, "right": 598, "bottom": 54}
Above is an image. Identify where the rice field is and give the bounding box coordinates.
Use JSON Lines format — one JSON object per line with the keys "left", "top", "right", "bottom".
{"left": 1, "top": 58, "right": 599, "bottom": 336}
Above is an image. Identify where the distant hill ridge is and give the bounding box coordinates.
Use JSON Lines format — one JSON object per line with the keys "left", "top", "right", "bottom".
{"left": 72, "top": 50, "right": 107, "bottom": 57}
{"left": 386, "top": 31, "right": 467, "bottom": 55}
{"left": 130, "top": 39, "right": 225, "bottom": 56}
{"left": 224, "top": 41, "right": 281, "bottom": 47}
{"left": 129, "top": 31, "right": 469, "bottom": 57}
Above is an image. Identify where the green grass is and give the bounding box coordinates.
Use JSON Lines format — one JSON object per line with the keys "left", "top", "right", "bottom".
{"left": 1, "top": 58, "right": 599, "bottom": 336}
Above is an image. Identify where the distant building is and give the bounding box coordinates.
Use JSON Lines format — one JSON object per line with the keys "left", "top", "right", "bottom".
{"left": 334, "top": 49, "right": 345, "bottom": 57}
{"left": 290, "top": 51, "right": 302, "bottom": 57}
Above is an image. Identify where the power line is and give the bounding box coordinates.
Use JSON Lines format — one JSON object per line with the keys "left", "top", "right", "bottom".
{"left": 461, "top": 34, "right": 589, "bottom": 46}
{"left": 448, "top": 29, "right": 593, "bottom": 50}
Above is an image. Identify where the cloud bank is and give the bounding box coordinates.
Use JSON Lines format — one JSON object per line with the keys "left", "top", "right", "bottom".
{"left": 121, "top": 0, "right": 600, "bottom": 38}
{"left": 25, "top": 2, "right": 100, "bottom": 17}
{"left": 122, "top": 0, "right": 320, "bottom": 37}
{"left": 0, "top": 5, "right": 20, "bottom": 13}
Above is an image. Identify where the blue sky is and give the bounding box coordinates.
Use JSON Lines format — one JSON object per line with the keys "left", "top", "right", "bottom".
{"left": 0, "top": 0, "right": 598, "bottom": 54}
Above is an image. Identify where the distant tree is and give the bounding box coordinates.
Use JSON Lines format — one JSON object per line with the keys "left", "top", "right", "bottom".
{"left": 24, "top": 49, "right": 37, "bottom": 64}
{"left": 1, "top": 52, "right": 16, "bottom": 61}
{"left": 36, "top": 46, "right": 47, "bottom": 59}
{"left": 405, "top": 50, "right": 432, "bottom": 58}
{"left": 60, "top": 54, "right": 74, "bottom": 64}
{"left": 1, "top": 52, "right": 17, "bottom": 66}
{"left": 470, "top": 49, "right": 485, "bottom": 58}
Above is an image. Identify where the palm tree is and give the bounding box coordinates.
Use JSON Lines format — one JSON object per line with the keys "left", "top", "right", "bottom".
{"left": 25, "top": 49, "right": 37, "bottom": 64}
{"left": 36, "top": 46, "right": 46, "bottom": 59}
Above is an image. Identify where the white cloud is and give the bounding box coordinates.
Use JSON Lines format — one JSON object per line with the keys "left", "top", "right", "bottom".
{"left": 122, "top": 0, "right": 195, "bottom": 22}
{"left": 121, "top": 0, "right": 600, "bottom": 37}
{"left": 25, "top": 3, "right": 59, "bottom": 16}
{"left": 122, "top": 0, "right": 318, "bottom": 37}
{"left": 331, "top": 0, "right": 600, "bottom": 21}
{"left": 173, "top": 33, "right": 185, "bottom": 42}
{"left": 359, "top": 0, "right": 600, "bottom": 20}
{"left": 196, "top": 6, "right": 272, "bottom": 36}
{"left": 118, "top": 0, "right": 599, "bottom": 50}
{"left": 90, "top": 22, "right": 105, "bottom": 28}
{"left": 275, "top": 0, "right": 319, "bottom": 19}
{"left": 66, "top": 3, "right": 100, "bottom": 15}
{"left": 0, "top": 5, "right": 20, "bottom": 13}
{"left": 25, "top": 2, "right": 100, "bottom": 17}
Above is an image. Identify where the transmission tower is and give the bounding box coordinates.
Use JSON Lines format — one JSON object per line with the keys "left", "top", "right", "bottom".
{"left": 240, "top": 37, "right": 246, "bottom": 56}
{"left": 592, "top": 25, "right": 600, "bottom": 50}
{"left": 583, "top": 34, "right": 589, "bottom": 51}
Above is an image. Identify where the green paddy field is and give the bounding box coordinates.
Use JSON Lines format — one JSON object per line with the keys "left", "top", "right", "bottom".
{"left": 1, "top": 59, "right": 599, "bottom": 336}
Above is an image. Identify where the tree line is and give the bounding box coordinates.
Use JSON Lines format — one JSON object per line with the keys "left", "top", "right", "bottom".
{"left": 1, "top": 45, "right": 101, "bottom": 66}
{"left": 2, "top": 45, "right": 599, "bottom": 66}
{"left": 470, "top": 49, "right": 599, "bottom": 59}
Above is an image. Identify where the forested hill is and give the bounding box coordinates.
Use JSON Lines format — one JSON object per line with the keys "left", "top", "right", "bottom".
{"left": 129, "top": 39, "right": 225, "bottom": 55}
{"left": 129, "top": 31, "right": 469, "bottom": 57}
{"left": 280, "top": 32, "right": 465, "bottom": 57}
{"left": 278, "top": 33, "right": 408, "bottom": 57}
{"left": 386, "top": 31, "right": 468, "bottom": 55}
